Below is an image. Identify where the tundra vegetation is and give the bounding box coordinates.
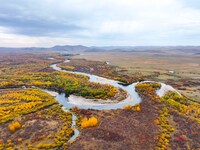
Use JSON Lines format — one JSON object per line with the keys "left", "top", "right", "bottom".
{"left": 0, "top": 89, "right": 74, "bottom": 149}
{"left": 57, "top": 59, "right": 144, "bottom": 84}
{"left": 136, "top": 82, "right": 200, "bottom": 150}
{"left": 0, "top": 52, "right": 199, "bottom": 149}
{"left": 73, "top": 52, "right": 200, "bottom": 100}
{"left": 0, "top": 53, "right": 119, "bottom": 100}
{"left": 0, "top": 52, "right": 120, "bottom": 149}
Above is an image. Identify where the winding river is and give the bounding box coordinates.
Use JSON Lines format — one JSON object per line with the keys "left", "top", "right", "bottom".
{"left": 46, "top": 61, "right": 180, "bottom": 142}
{"left": 50, "top": 64, "right": 142, "bottom": 110}
{"left": 50, "top": 63, "right": 179, "bottom": 110}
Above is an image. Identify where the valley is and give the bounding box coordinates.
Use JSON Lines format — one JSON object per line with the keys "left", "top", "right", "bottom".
{"left": 0, "top": 51, "right": 199, "bottom": 150}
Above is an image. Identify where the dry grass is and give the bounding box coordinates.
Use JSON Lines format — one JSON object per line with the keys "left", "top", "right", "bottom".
{"left": 74, "top": 52, "right": 200, "bottom": 100}
{"left": 74, "top": 52, "right": 200, "bottom": 76}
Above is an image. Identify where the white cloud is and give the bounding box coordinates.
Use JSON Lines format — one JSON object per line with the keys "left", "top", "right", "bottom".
{"left": 0, "top": 0, "right": 200, "bottom": 46}
{"left": 0, "top": 27, "right": 76, "bottom": 47}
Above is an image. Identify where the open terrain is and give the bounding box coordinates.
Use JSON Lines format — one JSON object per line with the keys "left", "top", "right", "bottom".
{"left": 0, "top": 50, "right": 199, "bottom": 150}
{"left": 74, "top": 51, "right": 200, "bottom": 100}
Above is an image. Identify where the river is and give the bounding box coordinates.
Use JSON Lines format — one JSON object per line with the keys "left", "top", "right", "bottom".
{"left": 46, "top": 61, "right": 180, "bottom": 142}
{"left": 50, "top": 64, "right": 142, "bottom": 110}
{"left": 50, "top": 63, "right": 179, "bottom": 110}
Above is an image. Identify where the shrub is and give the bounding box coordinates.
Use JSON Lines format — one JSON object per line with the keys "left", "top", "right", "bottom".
{"left": 81, "top": 116, "right": 98, "bottom": 128}
{"left": 8, "top": 121, "right": 21, "bottom": 133}
{"left": 17, "top": 138, "right": 22, "bottom": 142}
{"left": 123, "top": 104, "right": 132, "bottom": 110}
{"left": 134, "top": 104, "right": 141, "bottom": 112}
{"left": 123, "top": 104, "right": 141, "bottom": 112}
{"left": 8, "top": 124, "right": 15, "bottom": 133}
{"left": 180, "top": 135, "right": 187, "bottom": 141}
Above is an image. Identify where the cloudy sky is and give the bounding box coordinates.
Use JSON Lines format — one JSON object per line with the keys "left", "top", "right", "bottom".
{"left": 0, "top": 0, "right": 200, "bottom": 47}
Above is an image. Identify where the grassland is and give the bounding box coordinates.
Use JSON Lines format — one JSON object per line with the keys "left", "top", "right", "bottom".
{"left": 74, "top": 52, "right": 200, "bottom": 100}
{"left": 0, "top": 51, "right": 199, "bottom": 150}
{"left": 68, "top": 82, "right": 200, "bottom": 150}
{"left": 0, "top": 52, "right": 121, "bottom": 149}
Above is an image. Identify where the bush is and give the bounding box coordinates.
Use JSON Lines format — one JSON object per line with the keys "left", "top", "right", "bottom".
{"left": 123, "top": 104, "right": 141, "bottom": 111}
{"left": 134, "top": 104, "right": 141, "bottom": 112}
{"left": 81, "top": 116, "right": 98, "bottom": 128}
{"left": 8, "top": 121, "right": 21, "bottom": 133}
{"left": 123, "top": 104, "right": 132, "bottom": 110}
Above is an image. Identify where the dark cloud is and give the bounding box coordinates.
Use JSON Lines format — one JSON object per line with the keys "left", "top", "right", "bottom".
{"left": 0, "top": 15, "right": 84, "bottom": 36}
{"left": 0, "top": 0, "right": 87, "bottom": 36}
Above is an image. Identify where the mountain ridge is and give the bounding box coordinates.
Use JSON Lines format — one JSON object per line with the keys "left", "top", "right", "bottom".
{"left": 0, "top": 45, "right": 200, "bottom": 54}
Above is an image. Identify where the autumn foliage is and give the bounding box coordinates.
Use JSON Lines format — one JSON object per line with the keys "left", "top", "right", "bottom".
{"left": 8, "top": 121, "right": 21, "bottom": 132}
{"left": 134, "top": 104, "right": 141, "bottom": 111}
{"left": 162, "top": 91, "right": 200, "bottom": 123}
{"left": 0, "top": 89, "right": 57, "bottom": 123}
{"left": 81, "top": 116, "right": 98, "bottom": 128}
{"left": 123, "top": 104, "right": 133, "bottom": 110}
{"left": 123, "top": 104, "right": 141, "bottom": 111}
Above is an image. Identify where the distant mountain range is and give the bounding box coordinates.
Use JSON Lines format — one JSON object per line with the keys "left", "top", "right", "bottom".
{"left": 0, "top": 45, "right": 200, "bottom": 55}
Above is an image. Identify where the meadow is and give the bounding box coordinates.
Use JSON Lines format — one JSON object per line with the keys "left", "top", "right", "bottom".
{"left": 74, "top": 51, "right": 200, "bottom": 100}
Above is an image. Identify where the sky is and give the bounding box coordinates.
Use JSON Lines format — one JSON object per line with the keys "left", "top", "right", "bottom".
{"left": 0, "top": 0, "right": 200, "bottom": 47}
